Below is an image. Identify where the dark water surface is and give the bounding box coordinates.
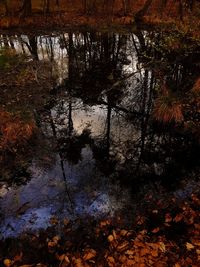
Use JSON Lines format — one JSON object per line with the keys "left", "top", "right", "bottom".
{"left": 0, "top": 30, "right": 200, "bottom": 238}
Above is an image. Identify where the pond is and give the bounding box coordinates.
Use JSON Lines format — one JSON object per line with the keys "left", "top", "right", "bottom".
{"left": 0, "top": 29, "right": 200, "bottom": 239}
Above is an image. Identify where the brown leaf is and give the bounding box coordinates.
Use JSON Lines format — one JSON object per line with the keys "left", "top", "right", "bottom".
{"left": 174, "top": 214, "right": 183, "bottom": 223}
{"left": 186, "top": 242, "right": 194, "bottom": 250}
{"left": 152, "top": 210, "right": 158, "bottom": 214}
{"left": 14, "top": 252, "right": 23, "bottom": 262}
{"left": 140, "top": 248, "right": 149, "bottom": 256}
{"left": 165, "top": 213, "right": 172, "bottom": 223}
{"left": 120, "top": 230, "right": 128, "bottom": 236}
{"left": 152, "top": 227, "right": 160, "bottom": 233}
{"left": 159, "top": 242, "right": 166, "bottom": 252}
{"left": 151, "top": 250, "right": 158, "bottom": 257}
{"left": 125, "top": 250, "right": 134, "bottom": 256}
{"left": 107, "top": 256, "right": 115, "bottom": 267}
{"left": 117, "top": 241, "right": 129, "bottom": 252}
{"left": 107, "top": 235, "right": 114, "bottom": 242}
{"left": 83, "top": 249, "right": 96, "bottom": 261}
{"left": 3, "top": 259, "right": 12, "bottom": 267}
{"left": 72, "top": 258, "right": 85, "bottom": 267}
{"left": 126, "top": 259, "right": 136, "bottom": 266}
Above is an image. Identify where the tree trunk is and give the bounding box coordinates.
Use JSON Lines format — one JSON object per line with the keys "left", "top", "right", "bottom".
{"left": 21, "top": 0, "right": 32, "bottom": 17}
{"left": 135, "top": 0, "right": 154, "bottom": 21}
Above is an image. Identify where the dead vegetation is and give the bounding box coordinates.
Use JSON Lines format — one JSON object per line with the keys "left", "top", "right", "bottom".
{"left": 1, "top": 193, "right": 200, "bottom": 266}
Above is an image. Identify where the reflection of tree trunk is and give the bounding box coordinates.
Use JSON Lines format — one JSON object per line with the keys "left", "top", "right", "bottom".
{"left": 68, "top": 101, "right": 73, "bottom": 137}
{"left": 135, "top": 70, "right": 149, "bottom": 173}
{"left": 48, "top": 111, "right": 74, "bottom": 212}
{"left": 106, "top": 104, "right": 112, "bottom": 159}
{"left": 67, "top": 33, "right": 74, "bottom": 137}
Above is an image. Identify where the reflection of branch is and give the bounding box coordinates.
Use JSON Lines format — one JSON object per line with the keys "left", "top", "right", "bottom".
{"left": 48, "top": 112, "right": 74, "bottom": 213}
{"left": 105, "top": 69, "right": 142, "bottom": 93}
{"left": 96, "top": 100, "right": 145, "bottom": 117}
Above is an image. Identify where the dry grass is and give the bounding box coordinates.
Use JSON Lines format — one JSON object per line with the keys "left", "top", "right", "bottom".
{"left": 0, "top": 110, "right": 36, "bottom": 153}
{"left": 153, "top": 95, "right": 184, "bottom": 123}
{"left": 192, "top": 77, "right": 200, "bottom": 94}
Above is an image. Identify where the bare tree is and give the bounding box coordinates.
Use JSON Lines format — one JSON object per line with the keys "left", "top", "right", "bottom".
{"left": 135, "top": 0, "right": 154, "bottom": 21}
{"left": 21, "top": 0, "right": 32, "bottom": 17}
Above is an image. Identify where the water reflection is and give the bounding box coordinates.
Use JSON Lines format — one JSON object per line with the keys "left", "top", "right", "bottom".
{"left": 0, "top": 30, "right": 200, "bottom": 238}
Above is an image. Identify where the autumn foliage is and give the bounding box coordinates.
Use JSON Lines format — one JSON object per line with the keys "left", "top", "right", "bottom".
{"left": 0, "top": 110, "right": 35, "bottom": 153}
{"left": 1, "top": 193, "right": 200, "bottom": 266}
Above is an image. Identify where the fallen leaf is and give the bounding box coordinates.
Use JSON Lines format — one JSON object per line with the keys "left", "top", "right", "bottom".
{"left": 117, "top": 241, "right": 129, "bottom": 252}
{"left": 152, "top": 210, "right": 158, "bottom": 214}
{"left": 159, "top": 242, "right": 166, "bottom": 252}
{"left": 120, "top": 230, "right": 128, "bottom": 236}
{"left": 53, "top": 235, "right": 60, "bottom": 243}
{"left": 48, "top": 241, "right": 56, "bottom": 248}
{"left": 73, "top": 258, "right": 85, "bottom": 267}
{"left": 151, "top": 250, "right": 158, "bottom": 257}
{"left": 3, "top": 259, "right": 12, "bottom": 267}
{"left": 63, "top": 219, "right": 70, "bottom": 226}
{"left": 14, "top": 252, "right": 23, "bottom": 262}
{"left": 152, "top": 227, "right": 160, "bottom": 233}
{"left": 174, "top": 214, "right": 183, "bottom": 223}
{"left": 107, "top": 256, "right": 115, "bottom": 267}
{"left": 108, "top": 235, "right": 114, "bottom": 242}
{"left": 126, "top": 259, "right": 136, "bottom": 266}
{"left": 83, "top": 249, "right": 96, "bottom": 261}
{"left": 125, "top": 250, "right": 134, "bottom": 256}
{"left": 186, "top": 242, "right": 194, "bottom": 250}
{"left": 165, "top": 213, "right": 172, "bottom": 223}
{"left": 140, "top": 248, "right": 149, "bottom": 256}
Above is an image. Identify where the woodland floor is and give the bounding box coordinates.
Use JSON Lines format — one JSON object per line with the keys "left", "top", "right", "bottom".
{"left": 0, "top": 192, "right": 200, "bottom": 267}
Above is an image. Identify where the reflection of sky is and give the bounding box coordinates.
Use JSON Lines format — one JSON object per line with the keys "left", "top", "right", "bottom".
{"left": 0, "top": 32, "right": 144, "bottom": 238}
{"left": 0, "top": 147, "right": 131, "bottom": 238}
{"left": 0, "top": 32, "right": 199, "bottom": 239}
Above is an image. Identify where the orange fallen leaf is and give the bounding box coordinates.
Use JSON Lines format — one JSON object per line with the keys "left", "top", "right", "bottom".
{"left": 72, "top": 258, "right": 85, "bottom": 267}
{"left": 107, "top": 256, "right": 115, "bottom": 267}
{"left": 120, "top": 230, "right": 128, "bottom": 236}
{"left": 83, "top": 249, "right": 96, "bottom": 261}
{"left": 125, "top": 250, "right": 134, "bottom": 255}
{"left": 186, "top": 242, "right": 194, "bottom": 250}
{"left": 152, "top": 210, "right": 158, "bottom": 214}
{"left": 126, "top": 259, "right": 136, "bottom": 266}
{"left": 107, "top": 235, "right": 114, "bottom": 242}
{"left": 14, "top": 252, "right": 23, "bottom": 262}
{"left": 174, "top": 214, "right": 183, "bottom": 223}
{"left": 117, "top": 241, "right": 129, "bottom": 252}
{"left": 165, "top": 213, "right": 172, "bottom": 223}
{"left": 151, "top": 250, "right": 158, "bottom": 257}
{"left": 3, "top": 259, "right": 12, "bottom": 267}
{"left": 140, "top": 248, "right": 149, "bottom": 256}
{"left": 152, "top": 227, "right": 160, "bottom": 233}
{"left": 159, "top": 242, "right": 166, "bottom": 252}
